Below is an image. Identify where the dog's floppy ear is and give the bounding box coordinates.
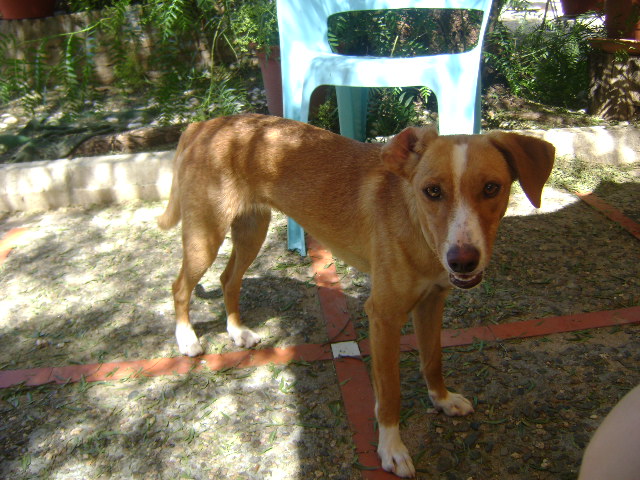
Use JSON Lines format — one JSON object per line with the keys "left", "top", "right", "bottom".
{"left": 381, "top": 126, "right": 438, "bottom": 179}
{"left": 487, "top": 132, "right": 555, "bottom": 208}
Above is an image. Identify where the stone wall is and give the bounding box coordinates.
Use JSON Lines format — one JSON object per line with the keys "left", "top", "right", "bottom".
{"left": 0, "top": 150, "right": 175, "bottom": 212}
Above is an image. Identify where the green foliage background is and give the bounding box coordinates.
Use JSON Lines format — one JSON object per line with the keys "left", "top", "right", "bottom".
{"left": 485, "top": 14, "right": 604, "bottom": 109}
{"left": 0, "top": 0, "right": 607, "bottom": 136}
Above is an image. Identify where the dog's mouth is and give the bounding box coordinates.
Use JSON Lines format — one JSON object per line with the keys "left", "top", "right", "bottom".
{"left": 449, "top": 272, "right": 484, "bottom": 289}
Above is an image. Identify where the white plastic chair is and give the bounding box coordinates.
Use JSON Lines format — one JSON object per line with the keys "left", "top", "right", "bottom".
{"left": 276, "top": 0, "right": 494, "bottom": 254}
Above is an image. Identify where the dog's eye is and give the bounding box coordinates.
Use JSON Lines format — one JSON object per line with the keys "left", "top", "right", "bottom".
{"left": 483, "top": 183, "right": 501, "bottom": 198}
{"left": 424, "top": 185, "right": 443, "bottom": 200}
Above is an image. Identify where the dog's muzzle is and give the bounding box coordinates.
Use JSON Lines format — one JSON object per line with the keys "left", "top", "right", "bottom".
{"left": 449, "top": 271, "right": 484, "bottom": 289}
{"left": 447, "top": 244, "right": 483, "bottom": 289}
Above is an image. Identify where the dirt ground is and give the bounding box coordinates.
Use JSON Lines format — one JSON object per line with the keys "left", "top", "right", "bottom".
{"left": 1, "top": 325, "right": 638, "bottom": 479}
{"left": 1, "top": 164, "right": 639, "bottom": 479}
{"left": 1, "top": 180, "right": 638, "bottom": 368}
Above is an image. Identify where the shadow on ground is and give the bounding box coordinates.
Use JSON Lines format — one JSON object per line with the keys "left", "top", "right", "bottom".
{"left": 0, "top": 208, "right": 357, "bottom": 479}
{"left": 0, "top": 356, "right": 358, "bottom": 479}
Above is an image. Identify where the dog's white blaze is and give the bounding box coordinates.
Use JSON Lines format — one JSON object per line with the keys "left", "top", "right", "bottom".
{"left": 445, "top": 144, "right": 485, "bottom": 270}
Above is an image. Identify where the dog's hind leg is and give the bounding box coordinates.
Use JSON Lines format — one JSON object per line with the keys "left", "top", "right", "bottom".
{"left": 220, "top": 206, "right": 271, "bottom": 348}
{"left": 173, "top": 218, "right": 226, "bottom": 357}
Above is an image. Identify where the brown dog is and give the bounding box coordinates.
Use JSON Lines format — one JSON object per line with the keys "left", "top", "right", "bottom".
{"left": 158, "top": 113, "right": 555, "bottom": 477}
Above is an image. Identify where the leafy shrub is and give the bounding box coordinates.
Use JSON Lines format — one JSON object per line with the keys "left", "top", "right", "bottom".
{"left": 4, "top": 0, "right": 602, "bottom": 136}
{"left": 328, "top": 8, "right": 481, "bottom": 57}
{"left": 229, "top": 0, "right": 278, "bottom": 53}
{"left": 0, "top": 0, "right": 249, "bottom": 122}
{"left": 486, "top": 14, "right": 605, "bottom": 109}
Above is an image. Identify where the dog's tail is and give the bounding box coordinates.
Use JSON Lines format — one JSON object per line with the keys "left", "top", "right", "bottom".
{"left": 157, "top": 137, "right": 186, "bottom": 231}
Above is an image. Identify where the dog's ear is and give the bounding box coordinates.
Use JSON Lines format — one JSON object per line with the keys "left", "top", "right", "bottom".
{"left": 487, "top": 132, "right": 555, "bottom": 208}
{"left": 381, "top": 126, "right": 438, "bottom": 178}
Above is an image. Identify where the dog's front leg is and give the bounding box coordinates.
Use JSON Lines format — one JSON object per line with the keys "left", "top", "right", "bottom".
{"left": 366, "top": 297, "right": 416, "bottom": 478}
{"left": 412, "top": 286, "right": 474, "bottom": 416}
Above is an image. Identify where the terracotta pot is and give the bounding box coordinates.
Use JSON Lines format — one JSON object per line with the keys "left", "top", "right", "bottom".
{"left": 605, "top": 0, "right": 640, "bottom": 40}
{"left": 256, "top": 46, "right": 328, "bottom": 118}
{"left": 0, "top": 0, "right": 55, "bottom": 20}
{"left": 256, "top": 47, "right": 283, "bottom": 117}
{"left": 560, "top": 0, "right": 604, "bottom": 16}
{"left": 590, "top": 37, "right": 640, "bottom": 54}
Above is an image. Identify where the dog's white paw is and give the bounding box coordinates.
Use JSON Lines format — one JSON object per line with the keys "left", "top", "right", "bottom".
{"left": 430, "top": 390, "right": 474, "bottom": 416}
{"left": 377, "top": 425, "right": 416, "bottom": 478}
{"left": 176, "top": 323, "right": 204, "bottom": 357}
{"left": 227, "top": 325, "right": 261, "bottom": 348}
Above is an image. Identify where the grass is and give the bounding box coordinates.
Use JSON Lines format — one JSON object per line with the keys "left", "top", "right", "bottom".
{"left": 549, "top": 157, "right": 639, "bottom": 193}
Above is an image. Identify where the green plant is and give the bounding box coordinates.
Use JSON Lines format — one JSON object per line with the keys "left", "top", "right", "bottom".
{"left": 0, "top": 34, "right": 28, "bottom": 103}
{"left": 486, "top": 13, "right": 605, "bottom": 109}
{"left": 328, "top": 8, "right": 482, "bottom": 57}
{"left": 367, "top": 86, "right": 433, "bottom": 138}
{"left": 0, "top": 0, "right": 255, "bottom": 122}
{"left": 309, "top": 89, "right": 340, "bottom": 133}
{"left": 151, "top": 69, "right": 248, "bottom": 125}
{"left": 323, "top": 8, "right": 481, "bottom": 137}
{"left": 59, "top": 0, "right": 122, "bottom": 10}
{"left": 230, "top": 0, "right": 278, "bottom": 53}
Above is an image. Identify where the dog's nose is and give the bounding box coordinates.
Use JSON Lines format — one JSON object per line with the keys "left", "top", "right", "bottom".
{"left": 447, "top": 245, "right": 480, "bottom": 274}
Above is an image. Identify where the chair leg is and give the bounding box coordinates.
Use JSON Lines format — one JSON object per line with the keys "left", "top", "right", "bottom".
{"left": 473, "top": 68, "right": 482, "bottom": 134}
{"left": 336, "top": 86, "right": 369, "bottom": 142}
{"left": 287, "top": 217, "right": 306, "bottom": 255}
{"left": 282, "top": 85, "right": 311, "bottom": 255}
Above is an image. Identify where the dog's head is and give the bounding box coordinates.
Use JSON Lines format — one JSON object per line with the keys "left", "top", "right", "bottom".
{"left": 381, "top": 127, "right": 555, "bottom": 289}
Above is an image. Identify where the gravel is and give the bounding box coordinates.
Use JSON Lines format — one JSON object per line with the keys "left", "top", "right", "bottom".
{"left": 0, "top": 360, "right": 359, "bottom": 479}
{"left": 397, "top": 327, "right": 640, "bottom": 479}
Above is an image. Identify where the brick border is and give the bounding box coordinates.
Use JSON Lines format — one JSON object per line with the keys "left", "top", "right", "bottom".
{"left": 0, "top": 344, "right": 332, "bottom": 389}
{"left": 4, "top": 308, "right": 636, "bottom": 388}
{"left": 576, "top": 192, "right": 640, "bottom": 241}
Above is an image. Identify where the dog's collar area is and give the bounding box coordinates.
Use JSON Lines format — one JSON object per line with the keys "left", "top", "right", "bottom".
{"left": 449, "top": 271, "right": 483, "bottom": 289}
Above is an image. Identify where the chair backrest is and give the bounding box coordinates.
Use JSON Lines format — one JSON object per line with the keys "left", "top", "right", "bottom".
{"left": 277, "top": 0, "right": 494, "bottom": 58}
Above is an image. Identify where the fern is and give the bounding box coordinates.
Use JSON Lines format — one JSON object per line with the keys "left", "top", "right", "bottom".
{"left": 485, "top": 15, "right": 604, "bottom": 109}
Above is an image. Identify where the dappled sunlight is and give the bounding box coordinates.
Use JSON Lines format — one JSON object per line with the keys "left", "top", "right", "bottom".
{"left": 520, "top": 127, "right": 640, "bottom": 165}
{"left": 0, "top": 170, "right": 638, "bottom": 479}
{"left": 506, "top": 185, "right": 580, "bottom": 217}
{"left": 2, "top": 360, "right": 355, "bottom": 478}
{"left": 0, "top": 202, "right": 184, "bottom": 367}
{"left": 0, "top": 199, "right": 358, "bottom": 478}
{"left": 0, "top": 203, "right": 322, "bottom": 369}
{"left": 0, "top": 151, "right": 175, "bottom": 212}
